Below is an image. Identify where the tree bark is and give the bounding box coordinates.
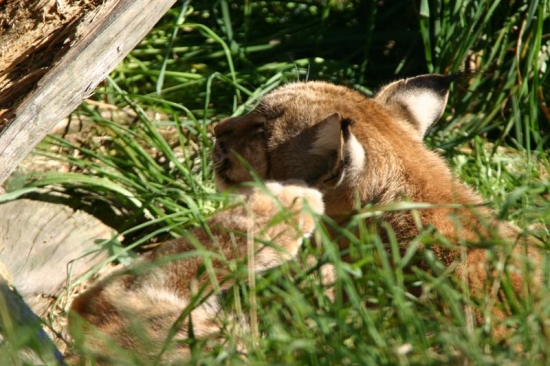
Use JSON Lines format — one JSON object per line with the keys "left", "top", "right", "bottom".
{"left": 0, "top": 198, "right": 117, "bottom": 364}
{"left": 0, "top": 0, "right": 177, "bottom": 360}
{"left": 0, "top": 0, "right": 177, "bottom": 185}
{"left": 0, "top": 274, "right": 65, "bottom": 365}
{"left": 0, "top": 198, "right": 112, "bottom": 313}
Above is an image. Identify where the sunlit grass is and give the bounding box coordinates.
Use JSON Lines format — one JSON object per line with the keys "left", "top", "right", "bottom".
{"left": 2, "top": 0, "right": 550, "bottom": 364}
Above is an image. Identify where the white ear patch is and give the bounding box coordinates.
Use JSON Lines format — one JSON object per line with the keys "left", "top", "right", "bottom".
{"left": 396, "top": 90, "right": 448, "bottom": 136}
{"left": 374, "top": 74, "right": 453, "bottom": 138}
{"left": 308, "top": 113, "right": 365, "bottom": 188}
{"left": 346, "top": 134, "right": 365, "bottom": 180}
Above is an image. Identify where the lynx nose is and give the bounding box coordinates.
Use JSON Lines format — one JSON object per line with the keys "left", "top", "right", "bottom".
{"left": 212, "top": 134, "right": 228, "bottom": 161}
{"left": 213, "top": 140, "right": 225, "bottom": 162}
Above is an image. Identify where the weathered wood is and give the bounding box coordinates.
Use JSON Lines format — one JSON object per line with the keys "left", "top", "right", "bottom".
{"left": 0, "top": 0, "right": 177, "bottom": 185}
{"left": 0, "top": 276, "right": 65, "bottom": 365}
{"left": 0, "top": 0, "right": 177, "bottom": 358}
{"left": 0, "top": 198, "right": 112, "bottom": 314}
{"left": 0, "top": 198, "right": 116, "bottom": 363}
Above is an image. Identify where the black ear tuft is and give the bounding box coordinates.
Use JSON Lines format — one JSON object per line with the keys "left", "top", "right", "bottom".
{"left": 400, "top": 74, "right": 454, "bottom": 98}
{"left": 374, "top": 73, "right": 458, "bottom": 138}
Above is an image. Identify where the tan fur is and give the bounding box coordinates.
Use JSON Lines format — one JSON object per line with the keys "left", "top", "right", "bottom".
{"left": 68, "top": 182, "right": 324, "bottom": 364}
{"left": 213, "top": 75, "right": 543, "bottom": 338}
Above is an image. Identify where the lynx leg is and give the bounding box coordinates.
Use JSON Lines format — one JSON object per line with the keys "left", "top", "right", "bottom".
{"left": 458, "top": 243, "right": 542, "bottom": 341}
{"left": 240, "top": 182, "right": 324, "bottom": 272}
{"left": 68, "top": 182, "right": 324, "bottom": 364}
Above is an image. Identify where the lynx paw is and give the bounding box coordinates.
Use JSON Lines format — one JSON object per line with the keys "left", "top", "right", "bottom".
{"left": 273, "top": 181, "right": 324, "bottom": 238}
{"left": 241, "top": 182, "right": 323, "bottom": 271}
{"left": 265, "top": 181, "right": 324, "bottom": 216}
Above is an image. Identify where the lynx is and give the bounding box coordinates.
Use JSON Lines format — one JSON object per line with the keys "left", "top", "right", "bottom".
{"left": 68, "top": 182, "right": 324, "bottom": 364}
{"left": 213, "top": 74, "right": 542, "bottom": 336}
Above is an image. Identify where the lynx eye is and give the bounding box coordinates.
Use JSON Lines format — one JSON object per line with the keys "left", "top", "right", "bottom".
{"left": 250, "top": 121, "right": 266, "bottom": 134}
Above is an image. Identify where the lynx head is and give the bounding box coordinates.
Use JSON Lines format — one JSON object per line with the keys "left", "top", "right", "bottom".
{"left": 213, "top": 74, "right": 455, "bottom": 215}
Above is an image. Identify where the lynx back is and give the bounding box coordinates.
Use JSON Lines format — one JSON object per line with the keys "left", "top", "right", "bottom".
{"left": 68, "top": 182, "right": 324, "bottom": 364}
{"left": 213, "top": 75, "right": 542, "bottom": 339}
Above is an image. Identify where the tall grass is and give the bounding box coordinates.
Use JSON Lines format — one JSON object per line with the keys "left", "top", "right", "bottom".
{"left": 2, "top": 0, "right": 550, "bottom": 364}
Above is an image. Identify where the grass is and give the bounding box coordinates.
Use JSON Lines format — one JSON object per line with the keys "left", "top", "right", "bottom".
{"left": 2, "top": 0, "right": 550, "bottom": 364}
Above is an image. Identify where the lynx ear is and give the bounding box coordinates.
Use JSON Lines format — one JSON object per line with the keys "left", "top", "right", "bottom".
{"left": 374, "top": 74, "right": 454, "bottom": 137}
{"left": 310, "top": 113, "right": 344, "bottom": 158}
{"left": 310, "top": 113, "right": 364, "bottom": 188}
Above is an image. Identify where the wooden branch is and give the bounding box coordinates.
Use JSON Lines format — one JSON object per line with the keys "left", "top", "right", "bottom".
{"left": 0, "top": 276, "right": 65, "bottom": 365}
{"left": 0, "top": 0, "right": 177, "bottom": 185}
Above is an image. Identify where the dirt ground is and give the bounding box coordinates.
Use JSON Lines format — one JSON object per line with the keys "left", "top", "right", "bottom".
{"left": 0, "top": 0, "right": 102, "bottom": 130}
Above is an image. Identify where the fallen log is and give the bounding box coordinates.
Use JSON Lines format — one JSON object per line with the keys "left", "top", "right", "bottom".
{"left": 0, "top": 272, "right": 65, "bottom": 365}
{"left": 0, "top": 0, "right": 177, "bottom": 360}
